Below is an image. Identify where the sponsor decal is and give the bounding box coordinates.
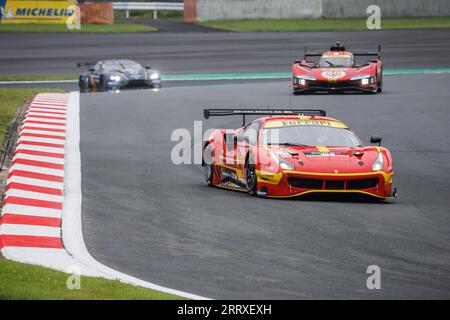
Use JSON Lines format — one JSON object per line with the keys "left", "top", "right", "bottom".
{"left": 322, "top": 53, "right": 352, "bottom": 58}
{"left": 0, "top": 0, "right": 76, "bottom": 24}
{"left": 321, "top": 68, "right": 347, "bottom": 80}
{"left": 304, "top": 151, "right": 348, "bottom": 157}
{"left": 264, "top": 119, "right": 348, "bottom": 129}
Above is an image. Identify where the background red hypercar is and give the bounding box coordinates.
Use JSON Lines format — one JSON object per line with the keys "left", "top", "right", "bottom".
{"left": 203, "top": 109, "right": 396, "bottom": 200}
{"left": 292, "top": 42, "right": 383, "bottom": 94}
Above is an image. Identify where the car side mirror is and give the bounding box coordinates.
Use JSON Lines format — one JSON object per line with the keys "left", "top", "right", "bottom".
{"left": 370, "top": 135, "right": 382, "bottom": 146}
{"left": 145, "top": 65, "right": 152, "bottom": 70}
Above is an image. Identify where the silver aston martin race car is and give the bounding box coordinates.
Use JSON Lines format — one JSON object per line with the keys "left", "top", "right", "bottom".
{"left": 77, "top": 59, "right": 161, "bottom": 92}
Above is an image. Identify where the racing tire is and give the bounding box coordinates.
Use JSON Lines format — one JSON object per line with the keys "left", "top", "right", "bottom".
{"left": 99, "top": 77, "right": 109, "bottom": 92}
{"left": 79, "top": 77, "right": 87, "bottom": 93}
{"left": 377, "top": 76, "right": 383, "bottom": 93}
{"left": 244, "top": 153, "right": 257, "bottom": 196}
{"left": 203, "top": 144, "right": 214, "bottom": 186}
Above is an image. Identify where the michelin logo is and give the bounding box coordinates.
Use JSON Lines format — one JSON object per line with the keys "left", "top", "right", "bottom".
{"left": 15, "top": 8, "right": 72, "bottom": 17}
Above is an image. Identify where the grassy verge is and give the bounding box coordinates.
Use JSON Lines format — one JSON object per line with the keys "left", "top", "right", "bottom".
{"left": 0, "top": 23, "right": 156, "bottom": 33}
{"left": 0, "top": 257, "right": 182, "bottom": 299}
{"left": 0, "top": 88, "right": 64, "bottom": 147}
{"left": 198, "top": 17, "right": 450, "bottom": 32}
{"left": 0, "top": 75, "right": 77, "bottom": 82}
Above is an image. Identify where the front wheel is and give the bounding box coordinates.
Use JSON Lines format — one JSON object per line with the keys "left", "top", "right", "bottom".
{"left": 79, "top": 77, "right": 87, "bottom": 93}
{"left": 99, "top": 77, "right": 109, "bottom": 92}
{"left": 377, "top": 76, "right": 383, "bottom": 93}
{"left": 245, "top": 154, "right": 257, "bottom": 195}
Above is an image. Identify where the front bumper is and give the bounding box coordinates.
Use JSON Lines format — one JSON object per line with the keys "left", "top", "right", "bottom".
{"left": 106, "top": 79, "right": 161, "bottom": 91}
{"left": 256, "top": 170, "right": 394, "bottom": 199}
{"left": 293, "top": 79, "right": 377, "bottom": 93}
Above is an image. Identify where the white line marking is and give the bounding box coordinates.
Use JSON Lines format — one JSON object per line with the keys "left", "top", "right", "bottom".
{"left": 29, "top": 106, "right": 67, "bottom": 111}
{"left": 28, "top": 109, "right": 67, "bottom": 115}
{"left": 26, "top": 112, "right": 66, "bottom": 119}
{"left": 14, "top": 153, "right": 65, "bottom": 164}
{"left": 5, "top": 189, "right": 63, "bottom": 202}
{"left": 2, "top": 204, "right": 62, "bottom": 219}
{"left": 21, "top": 123, "right": 66, "bottom": 130}
{"left": 18, "top": 136, "right": 66, "bottom": 144}
{"left": 20, "top": 129, "right": 66, "bottom": 137}
{"left": 0, "top": 224, "right": 61, "bottom": 238}
{"left": 7, "top": 176, "right": 64, "bottom": 190}
{"left": 22, "top": 121, "right": 66, "bottom": 128}
{"left": 15, "top": 145, "right": 65, "bottom": 154}
{"left": 10, "top": 164, "right": 64, "bottom": 177}
{"left": 25, "top": 117, "right": 66, "bottom": 124}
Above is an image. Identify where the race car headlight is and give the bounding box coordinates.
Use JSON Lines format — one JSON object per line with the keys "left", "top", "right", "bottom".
{"left": 279, "top": 160, "right": 294, "bottom": 170}
{"left": 372, "top": 152, "right": 384, "bottom": 171}
{"left": 296, "top": 75, "right": 316, "bottom": 81}
{"left": 109, "top": 75, "right": 121, "bottom": 82}
{"left": 150, "top": 72, "right": 160, "bottom": 80}
{"left": 270, "top": 150, "right": 295, "bottom": 171}
{"left": 350, "top": 74, "right": 371, "bottom": 81}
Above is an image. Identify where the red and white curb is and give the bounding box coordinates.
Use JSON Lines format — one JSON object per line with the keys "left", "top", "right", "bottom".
{"left": 1, "top": 93, "right": 72, "bottom": 266}
{"left": 0, "top": 92, "right": 208, "bottom": 300}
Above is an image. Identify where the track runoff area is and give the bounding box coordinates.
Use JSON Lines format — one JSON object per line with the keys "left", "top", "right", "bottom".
{"left": 78, "top": 71, "right": 450, "bottom": 300}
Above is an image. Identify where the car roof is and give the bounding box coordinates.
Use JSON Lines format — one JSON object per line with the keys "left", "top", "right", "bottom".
{"left": 99, "top": 59, "right": 139, "bottom": 65}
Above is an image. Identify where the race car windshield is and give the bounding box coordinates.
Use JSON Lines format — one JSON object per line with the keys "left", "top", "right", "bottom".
{"left": 319, "top": 57, "right": 354, "bottom": 67}
{"left": 102, "top": 62, "right": 142, "bottom": 72}
{"left": 261, "top": 125, "right": 362, "bottom": 147}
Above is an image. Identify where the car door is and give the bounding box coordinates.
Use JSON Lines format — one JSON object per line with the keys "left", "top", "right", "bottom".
{"left": 236, "top": 121, "right": 260, "bottom": 181}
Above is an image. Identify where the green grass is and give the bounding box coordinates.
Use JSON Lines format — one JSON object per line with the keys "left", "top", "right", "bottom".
{"left": 0, "top": 23, "right": 156, "bottom": 33}
{"left": 0, "top": 75, "right": 77, "bottom": 82}
{"left": 198, "top": 17, "right": 450, "bottom": 32}
{"left": 0, "top": 88, "right": 64, "bottom": 148}
{"left": 0, "top": 257, "right": 183, "bottom": 299}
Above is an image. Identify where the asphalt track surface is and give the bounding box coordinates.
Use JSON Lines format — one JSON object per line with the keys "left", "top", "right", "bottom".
{"left": 1, "top": 29, "right": 450, "bottom": 76}
{"left": 80, "top": 74, "right": 450, "bottom": 299}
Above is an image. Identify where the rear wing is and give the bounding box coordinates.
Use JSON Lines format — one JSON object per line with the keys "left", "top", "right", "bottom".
{"left": 76, "top": 62, "right": 96, "bottom": 68}
{"left": 301, "top": 42, "right": 381, "bottom": 61}
{"left": 204, "top": 108, "right": 326, "bottom": 126}
{"left": 353, "top": 44, "right": 381, "bottom": 60}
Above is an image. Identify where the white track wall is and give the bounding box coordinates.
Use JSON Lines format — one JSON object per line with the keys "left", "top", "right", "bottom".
{"left": 193, "top": 0, "right": 450, "bottom": 21}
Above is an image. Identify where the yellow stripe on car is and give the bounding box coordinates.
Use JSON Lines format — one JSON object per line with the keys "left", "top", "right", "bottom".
{"left": 264, "top": 119, "right": 348, "bottom": 129}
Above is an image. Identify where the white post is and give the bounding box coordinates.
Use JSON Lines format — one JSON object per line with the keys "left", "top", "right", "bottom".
{"left": 125, "top": 9, "right": 129, "bottom": 19}
{"left": 153, "top": 10, "right": 158, "bottom": 20}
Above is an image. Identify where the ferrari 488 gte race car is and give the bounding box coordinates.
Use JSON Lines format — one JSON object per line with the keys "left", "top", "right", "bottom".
{"left": 292, "top": 42, "right": 382, "bottom": 94}
{"left": 77, "top": 59, "right": 161, "bottom": 92}
{"left": 202, "top": 109, "right": 396, "bottom": 200}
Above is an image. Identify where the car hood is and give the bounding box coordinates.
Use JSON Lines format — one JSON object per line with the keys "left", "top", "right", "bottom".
{"left": 269, "top": 145, "right": 381, "bottom": 173}
{"left": 112, "top": 68, "right": 145, "bottom": 80}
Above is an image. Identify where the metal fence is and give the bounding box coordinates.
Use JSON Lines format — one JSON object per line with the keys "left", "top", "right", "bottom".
{"left": 112, "top": 1, "right": 184, "bottom": 19}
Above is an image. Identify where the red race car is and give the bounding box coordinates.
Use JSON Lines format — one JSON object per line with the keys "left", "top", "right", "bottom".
{"left": 292, "top": 42, "right": 382, "bottom": 94}
{"left": 202, "top": 109, "right": 396, "bottom": 200}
